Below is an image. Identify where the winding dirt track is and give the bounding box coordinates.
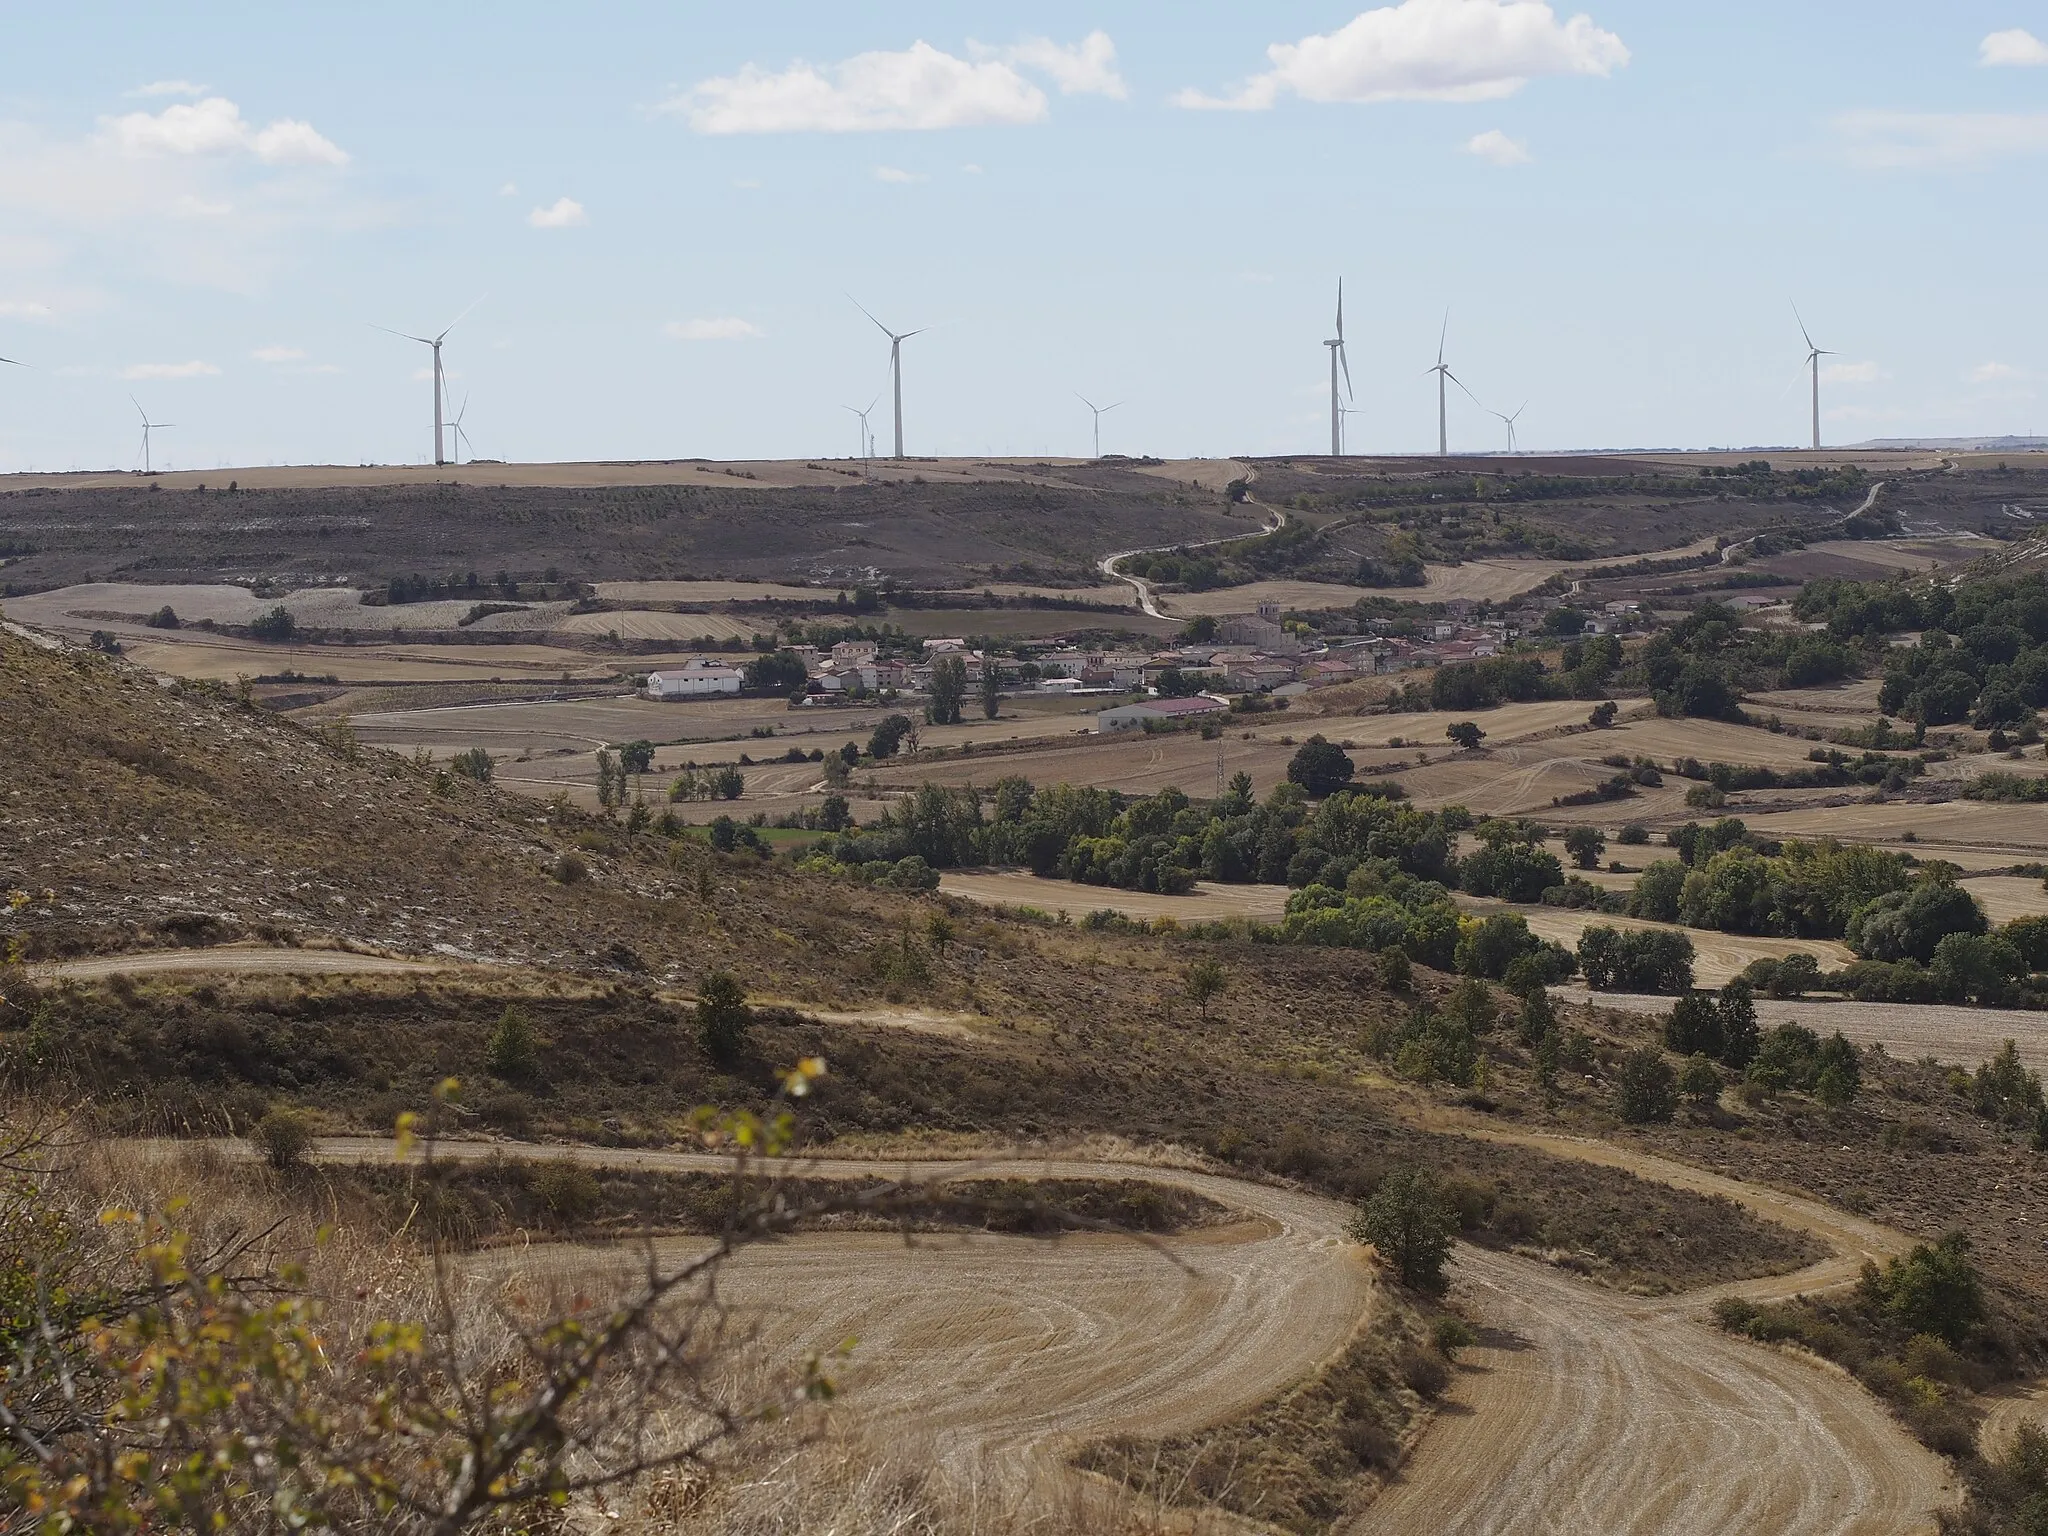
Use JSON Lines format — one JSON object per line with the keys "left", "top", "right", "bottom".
{"left": 28, "top": 947, "right": 455, "bottom": 982}
{"left": 300, "top": 1135, "right": 1951, "bottom": 1531}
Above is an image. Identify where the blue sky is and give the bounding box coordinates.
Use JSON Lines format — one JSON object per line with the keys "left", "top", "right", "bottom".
{"left": 4, "top": 1, "right": 2048, "bottom": 471}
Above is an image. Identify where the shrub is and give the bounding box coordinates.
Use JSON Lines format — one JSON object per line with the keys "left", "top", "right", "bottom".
{"left": 1858, "top": 1232, "right": 1984, "bottom": 1346}
{"left": 1446, "top": 721, "right": 1485, "bottom": 752}
{"left": 251, "top": 1107, "right": 315, "bottom": 1171}
{"left": 1678, "top": 1053, "right": 1723, "bottom": 1105}
{"left": 1350, "top": 1168, "right": 1457, "bottom": 1294}
{"left": 1972, "top": 1040, "right": 2046, "bottom": 1128}
{"left": 695, "top": 971, "right": 751, "bottom": 1059}
{"left": 486, "top": 1007, "right": 542, "bottom": 1081}
{"left": 1183, "top": 957, "right": 1227, "bottom": 1019}
{"left": 1432, "top": 1316, "right": 1478, "bottom": 1359}
{"left": 1617, "top": 823, "right": 1650, "bottom": 845}
{"left": 248, "top": 604, "right": 297, "bottom": 641}
{"left": 1377, "top": 946, "right": 1412, "bottom": 991}
{"left": 1577, "top": 925, "right": 1695, "bottom": 993}
{"left": 1562, "top": 826, "right": 1606, "bottom": 870}
{"left": 450, "top": 747, "right": 494, "bottom": 783}
{"left": 1614, "top": 1046, "right": 1678, "bottom": 1123}
{"left": 551, "top": 851, "right": 587, "bottom": 884}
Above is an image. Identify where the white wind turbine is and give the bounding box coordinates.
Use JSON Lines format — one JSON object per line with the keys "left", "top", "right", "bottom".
{"left": 842, "top": 395, "right": 879, "bottom": 473}
{"left": 1794, "top": 304, "right": 1834, "bottom": 451}
{"left": 1490, "top": 401, "right": 1528, "bottom": 454}
{"left": 1426, "top": 313, "right": 1481, "bottom": 457}
{"left": 374, "top": 298, "right": 482, "bottom": 466}
{"left": 1077, "top": 394, "right": 1122, "bottom": 459}
{"left": 851, "top": 298, "right": 923, "bottom": 459}
{"left": 1325, "top": 280, "right": 1351, "bottom": 457}
{"left": 131, "top": 396, "right": 173, "bottom": 475}
{"left": 449, "top": 394, "right": 473, "bottom": 465}
{"left": 1339, "top": 403, "right": 1366, "bottom": 456}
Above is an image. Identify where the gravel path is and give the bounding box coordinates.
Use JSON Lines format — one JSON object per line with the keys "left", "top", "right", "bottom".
{"left": 29, "top": 946, "right": 456, "bottom": 982}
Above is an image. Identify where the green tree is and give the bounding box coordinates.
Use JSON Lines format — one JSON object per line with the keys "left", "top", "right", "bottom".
{"left": 1678, "top": 1053, "right": 1723, "bottom": 1106}
{"left": 1717, "top": 978, "right": 1760, "bottom": 1069}
{"left": 928, "top": 655, "right": 967, "bottom": 725}
{"left": 619, "top": 740, "right": 655, "bottom": 774}
{"left": 1184, "top": 957, "right": 1227, "bottom": 1020}
{"left": 450, "top": 747, "right": 494, "bottom": 783}
{"left": 868, "top": 714, "right": 913, "bottom": 760}
{"left": 1859, "top": 1232, "right": 1984, "bottom": 1345}
{"left": 249, "top": 604, "right": 297, "bottom": 641}
{"left": 979, "top": 665, "right": 1002, "bottom": 719}
{"left": 1286, "top": 736, "right": 1356, "bottom": 797}
{"left": 695, "top": 972, "right": 751, "bottom": 1060}
{"left": 1664, "top": 992, "right": 1723, "bottom": 1059}
{"left": 251, "top": 1107, "right": 315, "bottom": 1171}
{"left": 1972, "top": 1040, "right": 2046, "bottom": 1127}
{"left": 1350, "top": 1167, "right": 1458, "bottom": 1294}
{"left": 1455, "top": 911, "right": 1539, "bottom": 980}
{"left": 1517, "top": 985, "right": 1555, "bottom": 1047}
{"left": 1563, "top": 826, "right": 1606, "bottom": 870}
{"left": 1446, "top": 721, "right": 1485, "bottom": 751}
{"left": 486, "top": 1006, "right": 542, "bottom": 1081}
{"left": 1615, "top": 1046, "right": 1678, "bottom": 1123}
{"left": 740, "top": 649, "right": 808, "bottom": 695}
{"left": 1588, "top": 700, "right": 1619, "bottom": 728}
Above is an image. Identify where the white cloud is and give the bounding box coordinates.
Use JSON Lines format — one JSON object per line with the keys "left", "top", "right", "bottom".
{"left": 99, "top": 96, "right": 348, "bottom": 166}
{"left": 1820, "top": 360, "right": 1887, "bottom": 385}
{"left": 961, "top": 163, "right": 984, "bottom": 174}
{"left": 1981, "top": 28, "right": 2048, "bottom": 67}
{"left": 733, "top": 177, "right": 762, "bottom": 189}
{"left": 1466, "top": 127, "right": 1532, "bottom": 164}
{"left": 173, "top": 194, "right": 233, "bottom": 218}
{"left": 1175, "top": 0, "right": 1627, "bottom": 110}
{"left": 873, "top": 165, "right": 926, "bottom": 183}
{"left": 0, "top": 300, "right": 53, "bottom": 320}
{"left": 128, "top": 80, "right": 210, "bottom": 99}
{"left": 668, "top": 41, "right": 1048, "bottom": 133}
{"left": 663, "top": 317, "right": 762, "bottom": 341}
{"left": 1830, "top": 110, "right": 2048, "bottom": 168}
{"left": 1971, "top": 361, "right": 2028, "bottom": 383}
{"left": 119, "top": 360, "right": 220, "bottom": 380}
{"left": 498, "top": 181, "right": 518, "bottom": 196}
{"left": 995, "top": 32, "right": 1127, "bottom": 98}
{"left": 527, "top": 196, "right": 587, "bottom": 228}
{"left": 251, "top": 345, "right": 305, "bottom": 363}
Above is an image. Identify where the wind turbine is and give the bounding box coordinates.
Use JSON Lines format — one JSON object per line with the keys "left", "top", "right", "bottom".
{"left": 842, "top": 395, "right": 879, "bottom": 473}
{"left": 1324, "top": 280, "right": 1351, "bottom": 457}
{"left": 130, "top": 396, "right": 173, "bottom": 475}
{"left": 1795, "top": 305, "right": 1833, "bottom": 451}
{"left": 1077, "top": 394, "right": 1122, "bottom": 459}
{"left": 850, "top": 298, "right": 923, "bottom": 459}
{"left": 448, "top": 394, "right": 473, "bottom": 465}
{"left": 1490, "top": 401, "right": 1528, "bottom": 454}
{"left": 374, "top": 298, "right": 481, "bottom": 466}
{"left": 1339, "top": 403, "right": 1365, "bottom": 456}
{"left": 1426, "top": 314, "right": 1480, "bottom": 458}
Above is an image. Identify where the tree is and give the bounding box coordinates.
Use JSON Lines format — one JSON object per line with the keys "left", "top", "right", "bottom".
{"left": 1286, "top": 735, "right": 1356, "bottom": 797}
{"left": 819, "top": 793, "right": 852, "bottom": 832}
{"left": 451, "top": 747, "right": 494, "bottom": 783}
{"left": 1678, "top": 1053, "right": 1723, "bottom": 1107}
{"left": 1665, "top": 992, "right": 1723, "bottom": 1058}
{"left": 1456, "top": 912, "right": 1539, "bottom": 980}
{"left": 695, "top": 971, "right": 751, "bottom": 1059}
{"left": 1859, "top": 1232, "right": 1984, "bottom": 1345}
{"left": 928, "top": 655, "right": 967, "bottom": 725}
{"left": 486, "top": 1006, "right": 542, "bottom": 1081}
{"left": 1517, "top": 985, "right": 1555, "bottom": 1047}
{"left": 1847, "top": 879, "right": 1987, "bottom": 964}
{"left": 1588, "top": 700, "right": 1619, "bottom": 728}
{"left": 740, "top": 649, "right": 808, "bottom": 696}
{"left": 868, "top": 714, "right": 913, "bottom": 759}
{"left": 619, "top": 740, "right": 655, "bottom": 775}
{"left": 709, "top": 765, "right": 745, "bottom": 800}
{"left": 251, "top": 1107, "right": 315, "bottom": 1171}
{"left": 1563, "top": 826, "right": 1606, "bottom": 870}
{"left": 249, "top": 604, "right": 297, "bottom": 641}
{"left": 1972, "top": 1040, "right": 2046, "bottom": 1127}
{"left": 1184, "top": 957, "right": 1227, "bottom": 1020}
{"left": 1617, "top": 823, "right": 1650, "bottom": 846}
{"left": 1717, "top": 979, "right": 1760, "bottom": 1069}
{"left": 1350, "top": 1168, "right": 1458, "bottom": 1294}
{"left": 1577, "top": 926, "right": 1695, "bottom": 993}
{"left": 980, "top": 665, "right": 1002, "bottom": 719}
{"left": 1447, "top": 721, "right": 1486, "bottom": 752}
{"left": 1627, "top": 860, "right": 1688, "bottom": 921}
{"left": 1615, "top": 1046, "right": 1678, "bottom": 1123}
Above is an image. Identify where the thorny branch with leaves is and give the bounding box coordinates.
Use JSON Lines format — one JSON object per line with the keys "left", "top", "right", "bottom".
{"left": 0, "top": 1054, "right": 1012, "bottom": 1534}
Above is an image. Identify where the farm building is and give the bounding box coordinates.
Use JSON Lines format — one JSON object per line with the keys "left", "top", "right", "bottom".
{"left": 1096, "top": 696, "right": 1230, "bottom": 733}
{"left": 646, "top": 661, "right": 743, "bottom": 699}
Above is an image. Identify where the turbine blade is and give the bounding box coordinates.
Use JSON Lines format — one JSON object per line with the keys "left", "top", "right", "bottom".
{"left": 439, "top": 294, "right": 486, "bottom": 341}
{"left": 1104, "top": 401, "right": 1123, "bottom": 413}
{"left": 1339, "top": 343, "right": 1352, "bottom": 399}
{"left": 849, "top": 295, "right": 895, "bottom": 339}
{"left": 1447, "top": 370, "right": 1485, "bottom": 408}
{"left": 1335, "top": 277, "right": 1344, "bottom": 341}
{"left": 1792, "top": 301, "right": 1815, "bottom": 353}
{"left": 1437, "top": 310, "right": 1449, "bottom": 367}
{"left": 1077, "top": 393, "right": 1097, "bottom": 413}
{"left": 131, "top": 394, "right": 147, "bottom": 422}
{"left": 0, "top": 355, "right": 24, "bottom": 367}
{"left": 372, "top": 323, "right": 433, "bottom": 345}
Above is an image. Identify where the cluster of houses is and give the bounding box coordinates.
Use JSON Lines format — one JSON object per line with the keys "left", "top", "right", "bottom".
{"left": 643, "top": 595, "right": 1649, "bottom": 722}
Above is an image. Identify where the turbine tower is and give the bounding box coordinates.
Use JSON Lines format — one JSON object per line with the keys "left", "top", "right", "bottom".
{"left": 1795, "top": 305, "right": 1833, "bottom": 452}
{"left": 1490, "top": 401, "right": 1528, "bottom": 454}
{"left": 851, "top": 298, "right": 923, "bottom": 459}
{"left": 1339, "top": 403, "right": 1364, "bottom": 456}
{"left": 1324, "top": 280, "right": 1351, "bottom": 457}
{"left": 1077, "top": 394, "right": 1122, "bottom": 459}
{"left": 1426, "top": 314, "right": 1476, "bottom": 458}
{"left": 449, "top": 394, "right": 472, "bottom": 466}
{"left": 375, "top": 298, "right": 481, "bottom": 466}
{"left": 131, "top": 396, "right": 173, "bottom": 475}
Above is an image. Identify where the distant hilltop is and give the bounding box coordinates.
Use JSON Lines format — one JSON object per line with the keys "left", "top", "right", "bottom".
{"left": 1850, "top": 436, "right": 2048, "bottom": 451}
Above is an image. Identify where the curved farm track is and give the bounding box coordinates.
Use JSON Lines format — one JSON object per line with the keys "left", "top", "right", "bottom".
{"left": 300, "top": 1134, "right": 1952, "bottom": 1531}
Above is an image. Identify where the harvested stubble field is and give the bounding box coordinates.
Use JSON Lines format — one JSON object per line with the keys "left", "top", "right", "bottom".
{"left": 938, "top": 871, "right": 1293, "bottom": 923}
{"left": 1557, "top": 987, "right": 2048, "bottom": 1081}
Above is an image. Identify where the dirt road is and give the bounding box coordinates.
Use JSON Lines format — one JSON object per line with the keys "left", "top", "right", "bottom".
{"left": 311, "top": 1141, "right": 1374, "bottom": 1495}
{"left": 1362, "top": 1126, "right": 1950, "bottom": 1535}
{"left": 28, "top": 946, "right": 455, "bottom": 982}
{"left": 298, "top": 1135, "right": 1949, "bottom": 1532}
